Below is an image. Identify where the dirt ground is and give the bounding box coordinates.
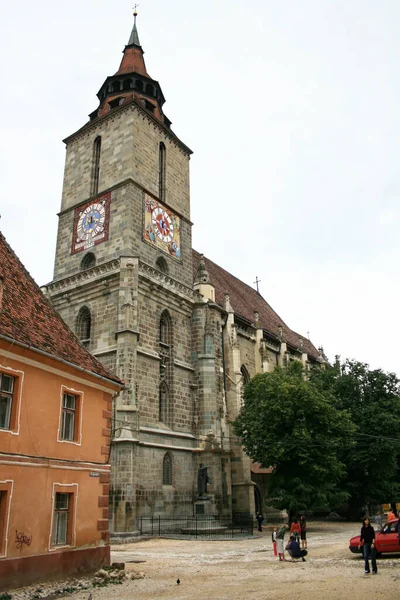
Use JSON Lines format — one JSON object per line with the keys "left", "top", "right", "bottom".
{"left": 11, "top": 522, "right": 400, "bottom": 600}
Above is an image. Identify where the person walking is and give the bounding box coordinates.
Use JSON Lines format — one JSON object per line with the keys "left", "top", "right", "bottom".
{"left": 358, "top": 517, "right": 377, "bottom": 575}
{"left": 256, "top": 512, "right": 264, "bottom": 532}
{"left": 276, "top": 524, "right": 289, "bottom": 561}
{"left": 300, "top": 515, "right": 307, "bottom": 550}
{"left": 375, "top": 511, "right": 382, "bottom": 531}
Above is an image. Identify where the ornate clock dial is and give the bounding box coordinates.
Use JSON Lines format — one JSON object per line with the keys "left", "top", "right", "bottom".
{"left": 77, "top": 203, "right": 106, "bottom": 242}
{"left": 152, "top": 207, "right": 174, "bottom": 243}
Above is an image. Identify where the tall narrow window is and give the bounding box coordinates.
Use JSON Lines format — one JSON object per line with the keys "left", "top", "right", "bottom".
{"left": 76, "top": 306, "right": 91, "bottom": 347}
{"left": 162, "top": 453, "right": 172, "bottom": 485}
{"left": 159, "top": 381, "right": 170, "bottom": 424}
{"left": 159, "top": 309, "right": 172, "bottom": 346}
{"left": 61, "top": 392, "right": 76, "bottom": 441}
{"left": 240, "top": 365, "right": 250, "bottom": 406}
{"left": 52, "top": 492, "right": 72, "bottom": 546}
{"left": 0, "top": 482, "right": 13, "bottom": 557}
{"left": 0, "top": 373, "right": 14, "bottom": 430}
{"left": 91, "top": 137, "right": 101, "bottom": 196}
{"left": 159, "top": 310, "right": 172, "bottom": 426}
{"left": 159, "top": 142, "right": 166, "bottom": 202}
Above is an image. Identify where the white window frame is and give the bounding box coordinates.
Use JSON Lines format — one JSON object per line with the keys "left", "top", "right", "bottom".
{"left": 0, "top": 365, "right": 24, "bottom": 436}
{"left": 57, "top": 386, "right": 83, "bottom": 446}
{"left": 49, "top": 483, "right": 78, "bottom": 550}
{"left": 0, "top": 480, "right": 14, "bottom": 558}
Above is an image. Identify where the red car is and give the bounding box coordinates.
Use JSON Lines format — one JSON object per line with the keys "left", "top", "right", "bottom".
{"left": 349, "top": 519, "right": 400, "bottom": 556}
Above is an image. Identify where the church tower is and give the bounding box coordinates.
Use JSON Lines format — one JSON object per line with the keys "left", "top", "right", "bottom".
{"left": 46, "top": 11, "right": 204, "bottom": 531}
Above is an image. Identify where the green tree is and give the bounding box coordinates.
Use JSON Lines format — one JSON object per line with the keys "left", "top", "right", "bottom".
{"left": 311, "top": 360, "right": 400, "bottom": 517}
{"left": 233, "top": 361, "right": 355, "bottom": 520}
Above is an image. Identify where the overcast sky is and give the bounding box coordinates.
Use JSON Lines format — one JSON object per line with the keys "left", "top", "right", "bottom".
{"left": 1, "top": 0, "right": 399, "bottom": 374}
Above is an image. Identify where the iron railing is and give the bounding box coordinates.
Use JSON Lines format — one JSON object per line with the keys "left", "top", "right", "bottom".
{"left": 137, "top": 514, "right": 253, "bottom": 539}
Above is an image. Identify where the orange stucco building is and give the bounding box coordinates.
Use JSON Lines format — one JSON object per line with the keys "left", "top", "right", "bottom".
{"left": 0, "top": 233, "right": 123, "bottom": 590}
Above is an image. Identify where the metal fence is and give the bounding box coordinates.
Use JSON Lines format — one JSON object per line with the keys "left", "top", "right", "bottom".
{"left": 137, "top": 513, "right": 254, "bottom": 539}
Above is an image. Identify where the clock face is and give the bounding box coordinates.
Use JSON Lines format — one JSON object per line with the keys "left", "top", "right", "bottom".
{"left": 77, "top": 203, "right": 106, "bottom": 242}
{"left": 72, "top": 193, "right": 110, "bottom": 254}
{"left": 152, "top": 207, "right": 174, "bottom": 243}
{"left": 143, "top": 194, "right": 181, "bottom": 262}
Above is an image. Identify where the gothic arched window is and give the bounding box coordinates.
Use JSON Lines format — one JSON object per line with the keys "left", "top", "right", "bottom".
{"left": 159, "top": 381, "right": 170, "bottom": 425}
{"left": 80, "top": 253, "right": 96, "bottom": 271}
{"left": 156, "top": 256, "right": 168, "bottom": 274}
{"left": 240, "top": 365, "right": 250, "bottom": 406}
{"left": 162, "top": 453, "right": 172, "bottom": 485}
{"left": 159, "top": 310, "right": 172, "bottom": 346}
{"left": 241, "top": 365, "right": 250, "bottom": 384}
{"left": 159, "top": 142, "right": 166, "bottom": 202}
{"left": 91, "top": 137, "right": 101, "bottom": 196}
{"left": 76, "top": 307, "right": 92, "bottom": 348}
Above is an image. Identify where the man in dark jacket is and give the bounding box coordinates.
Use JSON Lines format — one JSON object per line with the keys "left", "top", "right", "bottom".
{"left": 256, "top": 512, "right": 264, "bottom": 532}
{"left": 285, "top": 535, "right": 307, "bottom": 562}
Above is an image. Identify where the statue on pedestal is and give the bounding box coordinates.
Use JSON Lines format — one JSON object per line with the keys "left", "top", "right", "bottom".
{"left": 197, "top": 463, "right": 211, "bottom": 497}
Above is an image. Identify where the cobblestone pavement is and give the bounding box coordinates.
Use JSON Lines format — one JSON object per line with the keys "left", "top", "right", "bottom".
{"left": 5, "top": 522, "right": 400, "bottom": 600}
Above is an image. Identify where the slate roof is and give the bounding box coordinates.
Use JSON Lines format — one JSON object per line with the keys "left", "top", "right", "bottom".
{"left": 0, "top": 233, "right": 123, "bottom": 385}
{"left": 192, "top": 250, "right": 320, "bottom": 360}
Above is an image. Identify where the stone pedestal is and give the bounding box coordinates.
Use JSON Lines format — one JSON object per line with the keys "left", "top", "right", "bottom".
{"left": 194, "top": 496, "right": 216, "bottom": 517}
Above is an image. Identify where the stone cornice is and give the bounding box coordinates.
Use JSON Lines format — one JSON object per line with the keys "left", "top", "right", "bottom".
{"left": 138, "top": 261, "right": 195, "bottom": 301}
{"left": 46, "top": 258, "right": 197, "bottom": 306}
{"left": 45, "top": 259, "right": 120, "bottom": 294}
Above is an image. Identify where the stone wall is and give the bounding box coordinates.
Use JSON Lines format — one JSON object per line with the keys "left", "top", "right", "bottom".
{"left": 60, "top": 104, "right": 191, "bottom": 218}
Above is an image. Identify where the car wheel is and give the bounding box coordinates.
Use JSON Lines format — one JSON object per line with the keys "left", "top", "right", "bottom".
{"left": 375, "top": 551, "right": 382, "bottom": 558}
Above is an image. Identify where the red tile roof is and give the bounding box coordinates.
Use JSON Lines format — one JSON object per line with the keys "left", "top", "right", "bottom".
{"left": 192, "top": 250, "right": 320, "bottom": 360}
{"left": 0, "top": 233, "right": 123, "bottom": 385}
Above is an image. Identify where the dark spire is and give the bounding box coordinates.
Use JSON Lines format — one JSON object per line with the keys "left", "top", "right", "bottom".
{"left": 128, "top": 7, "right": 141, "bottom": 46}
{"left": 91, "top": 7, "right": 170, "bottom": 127}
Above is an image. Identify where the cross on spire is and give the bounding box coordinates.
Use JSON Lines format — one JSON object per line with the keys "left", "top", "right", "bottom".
{"left": 253, "top": 276, "right": 261, "bottom": 293}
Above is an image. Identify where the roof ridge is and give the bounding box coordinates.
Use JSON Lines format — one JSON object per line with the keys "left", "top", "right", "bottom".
{"left": 193, "top": 249, "right": 290, "bottom": 329}
{"left": 0, "top": 232, "right": 123, "bottom": 384}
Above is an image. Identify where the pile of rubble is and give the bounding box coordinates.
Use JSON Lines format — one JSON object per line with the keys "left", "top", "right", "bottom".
{"left": 2, "top": 563, "right": 145, "bottom": 600}
{"left": 93, "top": 563, "right": 145, "bottom": 586}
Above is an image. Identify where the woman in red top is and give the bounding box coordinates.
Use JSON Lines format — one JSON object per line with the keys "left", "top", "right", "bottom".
{"left": 290, "top": 518, "right": 301, "bottom": 543}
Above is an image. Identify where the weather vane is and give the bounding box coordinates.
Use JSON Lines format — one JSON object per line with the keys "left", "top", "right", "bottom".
{"left": 133, "top": 4, "right": 139, "bottom": 24}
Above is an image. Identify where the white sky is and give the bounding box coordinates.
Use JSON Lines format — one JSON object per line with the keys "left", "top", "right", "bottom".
{"left": 1, "top": 0, "right": 399, "bottom": 374}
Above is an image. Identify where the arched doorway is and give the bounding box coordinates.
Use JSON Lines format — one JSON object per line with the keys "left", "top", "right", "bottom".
{"left": 254, "top": 485, "right": 262, "bottom": 515}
